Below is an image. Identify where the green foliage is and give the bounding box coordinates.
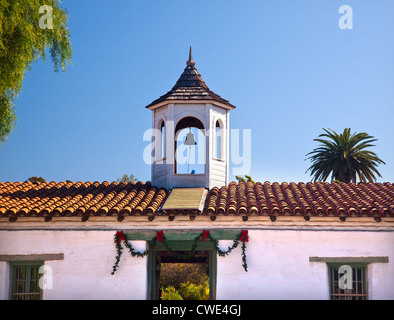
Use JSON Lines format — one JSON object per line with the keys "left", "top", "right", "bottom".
{"left": 306, "top": 128, "right": 385, "bottom": 183}
{"left": 117, "top": 173, "right": 138, "bottom": 183}
{"left": 179, "top": 281, "right": 209, "bottom": 300}
{"left": 160, "top": 281, "right": 209, "bottom": 300}
{"left": 112, "top": 231, "right": 249, "bottom": 276}
{"left": 0, "top": 0, "right": 72, "bottom": 145}
{"left": 235, "top": 175, "right": 255, "bottom": 183}
{"left": 160, "top": 263, "right": 210, "bottom": 300}
{"left": 160, "top": 263, "right": 209, "bottom": 290}
{"left": 161, "top": 286, "right": 183, "bottom": 300}
{"left": 26, "top": 176, "right": 46, "bottom": 184}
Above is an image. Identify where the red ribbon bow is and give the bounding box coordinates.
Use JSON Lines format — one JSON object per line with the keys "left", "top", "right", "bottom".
{"left": 116, "top": 231, "right": 126, "bottom": 243}
{"left": 201, "top": 230, "right": 210, "bottom": 242}
{"left": 240, "top": 230, "right": 249, "bottom": 242}
{"left": 157, "top": 230, "right": 164, "bottom": 242}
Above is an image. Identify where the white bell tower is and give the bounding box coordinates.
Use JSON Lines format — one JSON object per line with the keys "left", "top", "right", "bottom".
{"left": 146, "top": 48, "right": 235, "bottom": 190}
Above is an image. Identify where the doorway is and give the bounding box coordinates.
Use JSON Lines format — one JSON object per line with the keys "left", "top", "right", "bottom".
{"left": 147, "top": 241, "right": 217, "bottom": 300}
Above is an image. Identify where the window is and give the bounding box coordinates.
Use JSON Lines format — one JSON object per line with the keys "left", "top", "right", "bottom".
{"left": 10, "top": 261, "right": 43, "bottom": 300}
{"left": 328, "top": 264, "right": 368, "bottom": 300}
{"left": 215, "top": 120, "right": 222, "bottom": 159}
{"left": 310, "top": 256, "right": 388, "bottom": 300}
{"left": 160, "top": 120, "right": 165, "bottom": 159}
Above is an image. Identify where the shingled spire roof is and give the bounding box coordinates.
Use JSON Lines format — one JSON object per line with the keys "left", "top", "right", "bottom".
{"left": 146, "top": 47, "right": 235, "bottom": 108}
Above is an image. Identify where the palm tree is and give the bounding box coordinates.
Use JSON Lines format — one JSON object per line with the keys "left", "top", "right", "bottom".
{"left": 306, "top": 128, "right": 385, "bottom": 183}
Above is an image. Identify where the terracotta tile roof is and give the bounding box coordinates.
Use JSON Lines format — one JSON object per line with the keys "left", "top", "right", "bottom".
{"left": 0, "top": 181, "right": 167, "bottom": 217}
{"left": 0, "top": 181, "right": 393, "bottom": 217}
{"left": 203, "top": 181, "right": 394, "bottom": 216}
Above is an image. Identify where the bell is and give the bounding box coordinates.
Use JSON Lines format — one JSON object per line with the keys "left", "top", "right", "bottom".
{"left": 184, "top": 129, "right": 197, "bottom": 146}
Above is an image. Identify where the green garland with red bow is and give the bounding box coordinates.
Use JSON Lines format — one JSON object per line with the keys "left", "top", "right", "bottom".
{"left": 111, "top": 230, "right": 249, "bottom": 275}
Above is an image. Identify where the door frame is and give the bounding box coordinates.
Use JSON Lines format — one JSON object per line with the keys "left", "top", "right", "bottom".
{"left": 123, "top": 229, "right": 242, "bottom": 300}
{"left": 147, "top": 240, "right": 217, "bottom": 300}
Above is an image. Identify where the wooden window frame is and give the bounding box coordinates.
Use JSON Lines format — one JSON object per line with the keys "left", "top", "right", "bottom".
{"left": 9, "top": 261, "right": 43, "bottom": 300}
{"left": 1, "top": 253, "right": 64, "bottom": 300}
{"left": 309, "top": 256, "right": 389, "bottom": 300}
{"left": 327, "top": 263, "right": 368, "bottom": 300}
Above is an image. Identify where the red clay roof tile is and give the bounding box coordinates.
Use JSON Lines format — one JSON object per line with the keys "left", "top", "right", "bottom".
{"left": 202, "top": 181, "right": 394, "bottom": 216}
{"left": 0, "top": 181, "right": 393, "bottom": 217}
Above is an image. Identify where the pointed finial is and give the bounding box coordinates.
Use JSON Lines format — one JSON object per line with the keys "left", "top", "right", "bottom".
{"left": 187, "top": 46, "right": 195, "bottom": 66}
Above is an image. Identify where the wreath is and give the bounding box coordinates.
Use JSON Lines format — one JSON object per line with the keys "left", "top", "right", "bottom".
{"left": 111, "top": 229, "right": 249, "bottom": 275}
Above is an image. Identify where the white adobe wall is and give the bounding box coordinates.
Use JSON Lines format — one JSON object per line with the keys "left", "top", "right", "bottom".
{"left": 0, "top": 230, "right": 147, "bottom": 300}
{"left": 0, "top": 217, "right": 393, "bottom": 300}
{"left": 217, "top": 229, "right": 394, "bottom": 300}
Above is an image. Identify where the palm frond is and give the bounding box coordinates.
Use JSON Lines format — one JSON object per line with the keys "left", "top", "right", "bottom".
{"left": 306, "top": 128, "right": 385, "bottom": 183}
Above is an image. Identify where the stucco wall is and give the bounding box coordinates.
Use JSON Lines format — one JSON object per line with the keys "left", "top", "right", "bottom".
{"left": 0, "top": 230, "right": 147, "bottom": 300}
{"left": 0, "top": 217, "right": 393, "bottom": 300}
{"left": 217, "top": 229, "right": 394, "bottom": 299}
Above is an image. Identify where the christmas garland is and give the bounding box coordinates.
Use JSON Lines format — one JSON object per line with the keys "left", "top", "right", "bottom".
{"left": 111, "top": 230, "right": 249, "bottom": 275}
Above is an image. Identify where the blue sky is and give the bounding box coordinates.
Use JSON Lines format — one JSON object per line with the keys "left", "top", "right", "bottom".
{"left": 1, "top": 0, "right": 393, "bottom": 184}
